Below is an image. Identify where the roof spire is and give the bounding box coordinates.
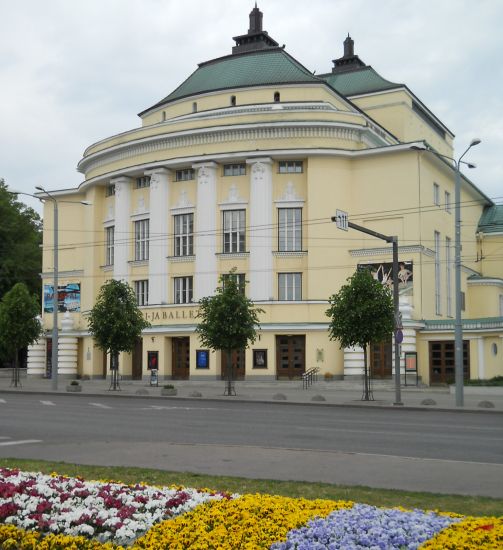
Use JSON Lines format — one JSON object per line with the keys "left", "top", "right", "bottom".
{"left": 332, "top": 33, "right": 366, "bottom": 73}
{"left": 232, "top": 4, "right": 279, "bottom": 55}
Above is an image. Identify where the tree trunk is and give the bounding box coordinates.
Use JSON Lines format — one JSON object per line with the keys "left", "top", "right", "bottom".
{"left": 362, "top": 344, "right": 373, "bottom": 401}
{"left": 224, "top": 349, "right": 236, "bottom": 396}
{"left": 12, "top": 349, "right": 20, "bottom": 387}
{"left": 109, "top": 350, "right": 121, "bottom": 391}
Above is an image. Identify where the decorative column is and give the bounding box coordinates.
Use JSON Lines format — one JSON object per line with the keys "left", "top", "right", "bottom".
{"left": 27, "top": 317, "right": 46, "bottom": 377}
{"left": 58, "top": 312, "right": 78, "bottom": 377}
{"left": 112, "top": 176, "right": 132, "bottom": 281}
{"left": 147, "top": 168, "right": 170, "bottom": 305}
{"left": 194, "top": 162, "right": 218, "bottom": 299}
{"left": 247, "top": 158, "right": 273, "bottom": 301}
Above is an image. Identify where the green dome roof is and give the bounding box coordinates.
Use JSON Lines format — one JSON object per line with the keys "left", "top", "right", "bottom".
{"left": 478, "top": 204, "right": 503, "bottom": 234}
{"left": 320, "top": 66, "right": 401, "bottom": 96}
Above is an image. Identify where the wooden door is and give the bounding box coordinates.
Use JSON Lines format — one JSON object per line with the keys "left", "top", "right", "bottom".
{"left": 132, "top": 339, "right": 143, "bottom": 380}
{"left": 172, "top": 337, "right": 190, "bottom": 380}
{"left": 221, "top": 349, "right": 245, "bottom": 380}
{"left": 370, "top": 340, "right": 393, "bottom": 378}
{"left": 276, "top": 335, "right": 305, "bottom": 380}
{"left": 429, "top": 341, "right": 470, "bottom": 384}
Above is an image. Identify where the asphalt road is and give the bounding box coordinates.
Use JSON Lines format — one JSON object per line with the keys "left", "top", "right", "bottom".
{"left": 1, "top": 393, "right": 502, "bottom": 497}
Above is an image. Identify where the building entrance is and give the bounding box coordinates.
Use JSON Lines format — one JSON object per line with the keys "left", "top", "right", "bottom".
{"left": 370, "top": 340, "right": 393, "bottom": 378}
{"left": 220, "top": 349, "right": 245, "bottom": 380}
{"left": 276, "top": 335, "right": 305, "bottom": 379}
{"left": 429, "top": 340, "right": 470, "bottom": 384}
{"left": 132, "top": 339, "right": 143, "bottom": 380}
{"left": 172, "top": 337, "right": 190, "bottom": 380}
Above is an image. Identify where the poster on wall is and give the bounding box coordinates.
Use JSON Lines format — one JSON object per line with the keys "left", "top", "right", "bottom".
{"left": 358, "top": 261, "right": 413, "bottom": 296}
{"left": 44, "top": 283, "right": 81, "bottom": 313}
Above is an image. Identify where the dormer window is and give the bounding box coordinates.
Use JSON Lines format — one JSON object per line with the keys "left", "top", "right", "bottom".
{"left": 274, "top": 91, "right": 280, "bottom": 102}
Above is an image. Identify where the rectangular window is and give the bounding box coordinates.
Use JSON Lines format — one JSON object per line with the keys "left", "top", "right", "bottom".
{"left": 278, "top": 160, "right": 303, "bottom": 174}
{"left": 434, "top": 231, "right": 441, "bottom": 314}
{"left": 134, "top": 280, "right": 149, "bottom": 306}
{"left": 222, "top": 272, "right": 245, "bottom": 294}
{"left": 175, "top": 168, "right": 195, "bottom": 181}
{"left": 223, "top": 210, "right": 246, "bottom": 253}
{"left": 174, "top": 213, "right": 194, "bottom": 256}
{"left": 174, "top": 276, "right": 193, "bottom": 304}
{"left": 433, "top": 182, "right": 440, "bottom": 206}
{"left": 223, "top": 163, "right": 246, "bottom": 176}
{"left": 278, "top": 208, "right": 302, "bottom": 251}
{"left": 444, "top": 191, "right": 451, "bottom": 213}
{"left": 446, "top": 236, "right": 452, "bottom": 316}
{"left": 105, "top": 184, "right": 116, "bottom": 197}
{"left": 134, "top": 219, "right": 149, "bottom": 261}
{"left": 135, "top": 176, "right": 151, "bottom": 189}
{"left": 105, "top": 226, "right": 114, "bottom": 266}
{"left": 278, "top": 273, "right": 302, "bottom": 301}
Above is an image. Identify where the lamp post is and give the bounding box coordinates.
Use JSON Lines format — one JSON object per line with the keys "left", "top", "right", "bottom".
{"left": 412, "top": 140, "right": 481, "bottom": 407}
{"left": 10, "top": 188, "right": 91, "bottom": 391}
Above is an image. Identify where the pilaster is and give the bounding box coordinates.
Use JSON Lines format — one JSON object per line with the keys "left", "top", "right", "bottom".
{"left": 112, "top": 176, "right": 132, "bottom": 282}
{"left": 247, "top": 158, "right": 273, "bottom": 301}
{"left": 194, "top": 162, "right": 218, "bottom": 299}
{"left": 146, "top": 168, "right": 170, "bottom": 304}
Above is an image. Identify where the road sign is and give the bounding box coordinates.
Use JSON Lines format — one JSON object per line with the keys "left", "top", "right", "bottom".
{"left": 334, "top": 209, "right": 348, "bottom": 231}
{"left": 395, "top": 329, "right": 404, "bottom": 344}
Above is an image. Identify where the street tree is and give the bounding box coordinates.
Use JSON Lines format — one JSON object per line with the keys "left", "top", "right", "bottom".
{"left": 196, "top": 270, "right": 264, "bottom": 395}
{"left": 87, "top": 279, "right": 150, "bottom": 389}
{"left": 0, "top": 283, "right": 42, "bottom": 387}
{"left": 0, "top": 180, "right": 42, "bottom": 302}
{"left": 326, "top": 269, "right": 394, "bottom": 400}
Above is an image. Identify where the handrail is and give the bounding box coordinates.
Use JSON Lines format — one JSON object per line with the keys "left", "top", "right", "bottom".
{"left": 302, "top": 366, "right": 320, "bottom": 389}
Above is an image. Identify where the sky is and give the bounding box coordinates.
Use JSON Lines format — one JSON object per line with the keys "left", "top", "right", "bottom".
{"left": 1, "top": 0, "right": 502, "bottom": 215}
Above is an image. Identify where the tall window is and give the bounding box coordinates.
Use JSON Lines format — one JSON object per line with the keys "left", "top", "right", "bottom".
{"left": 434, "top": 231, "right": 441, "bottom": 314}
{"left": 223, "top": 163, "right": 246, "bottom": 176}
{"left": 433, "top": 182, "right": 440, "bottom": 206}
{"left": 174, "top": 276, "right": 193, "bottom": 304}
{"left": 135, "top": 176, "right": 150, "bottom": 189}
{"left": 134, "top": 219, "right": 149, "bottom": 261}
{"left": 134, "top": 280, "right": 149, "bottom": 306}
{"left": 223, "top": 210, "right": 245, "bottom": 253}
{"left": 279, "top": 273, "right": 302, "bottom": 301}
{"left": 105, "top": 226, "right": 114, "bottom": 266}
{"left": 175, "top": 169, "right": 195, "bottom": 181}
{"left": 278, "top": 208, "right": 302, "bottom": 251}
{"left": 446, "top": 236, "right": 452, "bottom": 316}
{"left": 174, "top": 213, "right": 193, "bottom": 256}
{"left": 222, "top": 272, "right": 246, "bottom": 294}
{"left": 444, "top": 191, "right": 451, "bottom": 213}
{"left": 278, "top": 161, "right": 303, "bottom": 174}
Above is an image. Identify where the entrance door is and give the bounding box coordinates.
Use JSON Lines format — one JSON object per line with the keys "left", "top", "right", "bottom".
{"left": 221, "top": 349, "right": 245, "bottom": 380}
{"left": 429, "top": 340, "right": 470, "bottom": 384}
{"left": 370, "top": 340, "right": 393, "bottom": 378}
{"left": 132, "top": 339, "right": 143, "bottom": 380}
{"left": 172, "top": 337, "right": 190, "bottom": 380}
{"left": 276, "top": 335, "right": 305, "bottom": 380}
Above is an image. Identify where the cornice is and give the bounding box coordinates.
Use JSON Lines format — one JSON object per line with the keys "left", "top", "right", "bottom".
{"left": 468, "top": 278, "right": 503, "bottom": 287}
{"left": 77, "top": 121, "right": 386, "bottom": 176}
{"left": 41, "top": 270, "right": 84, "bottom": 278}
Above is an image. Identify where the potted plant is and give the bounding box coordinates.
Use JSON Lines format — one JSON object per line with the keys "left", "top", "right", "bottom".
{"left": 161, "top": 384, "right": 177, "bottom": 396}
{"left": 66, "top": 380, "right": 82, "bottom": 393}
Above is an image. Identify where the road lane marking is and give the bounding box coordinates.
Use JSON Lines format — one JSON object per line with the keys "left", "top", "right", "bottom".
{"left": 0, "top": 440, "right": 42, "bottom": 447}
{"left": 89, "top": 402, "right": 113, "bottom": 409}
{"left": 139, "top": 405, "right": 237, "bottom": 411}
{"left": 0, "top": 436, "right": 10, "bottom": 440}
{"left": 40, "top": 401, "right": 56, "bottom": 406}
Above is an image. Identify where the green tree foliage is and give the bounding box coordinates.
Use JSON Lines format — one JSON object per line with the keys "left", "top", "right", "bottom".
{"left": 0, "top": 283, "right": 41, "bottom": 380}
{"left": 326, "top": 269, "right": 394, "bottom": 399}
{"left": 87, "top": 279, "right": 150, "bottom": 367}
{"left": 196, "top": 271, "right": 264, "bottom": 391}
{"left": 0, "top": 180, "right": 42, "bottom": 302}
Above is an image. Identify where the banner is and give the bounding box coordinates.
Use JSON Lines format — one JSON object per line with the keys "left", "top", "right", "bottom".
{"left": 358, "top": 261, "right": 413, "bottom": 296}
{"left": 44, "top": 283, "right": 81, "bottom": 313}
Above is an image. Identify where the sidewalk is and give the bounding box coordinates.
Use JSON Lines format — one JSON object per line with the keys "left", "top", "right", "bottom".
{"left": 2, "top": 374, "right": 502, "bottom": 412}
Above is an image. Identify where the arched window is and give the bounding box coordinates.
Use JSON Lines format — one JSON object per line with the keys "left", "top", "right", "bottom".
{"left": 162, "top": 111, "right": 166, "bottom": 121}
{"left": 230, "top": 95, "right": 236, "bottom": 106}
{"left": 192, "top": 102, "right": 197, "bottom": 113}
{"left": 274, "top": 91, "right": 280, "bottom": 103}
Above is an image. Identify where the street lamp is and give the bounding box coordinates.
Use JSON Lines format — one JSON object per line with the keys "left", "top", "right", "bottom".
{"left": 10, "top": 188, "right": 91, "bottom": 391}
{"left": 412, "top": 140, "right": 481, "bottom": 406}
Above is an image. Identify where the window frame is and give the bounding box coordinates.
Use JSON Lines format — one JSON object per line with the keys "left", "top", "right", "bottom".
{"left": 105, "top": 184, "right": 116, "bottom": 197}
{"left": 134, "top": 219, "right": 150, "bottom": 261}
{"left": 105, "top": 226, "right": 114, "bottom": 266}
{"left": 278, "top": 272, "right": 302, "bottom": 301}
{"left": 278, "top": 207, "right": 302, "bottom": 252}
{"left": 221, "top": 272, "right": 246, "bottom": 294}
{"left": 223, "top": 163, "right": 246, "bottom": 177}
{"left": 174, "top": 213, "right": 194, "bottom": 256}
{"left": 433, "top": 182, "right": 440, "bottom": 206}
{"left": 278, "top": 161, "right": 303, "bottom": 174}
{"left": 444, "top": 190, "right": 451, "bottom": 213}
{"left": 434, "top": 231, "right": 441, "bottom": 315}
{"left": 135, "top": 176, "right": 151, "bottom": 189}
{"left": 174, "top": 276, "right": 193, "bottom": 304}
{"left": 175, "top": 169, "right": 195, "bottom": 182}
{"left": 222, "top": 209, "right": 246, "bottom": 253}
{"left": 134, "top": 280, "right": 149, "bottom": 306}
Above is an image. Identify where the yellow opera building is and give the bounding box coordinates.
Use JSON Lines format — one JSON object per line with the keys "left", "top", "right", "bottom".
{"left": 29, "top": 6, "right": 503, "bottom": 385}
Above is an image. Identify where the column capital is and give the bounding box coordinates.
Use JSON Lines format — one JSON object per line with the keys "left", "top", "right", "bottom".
{"left": 246, "top": 157, "right": 273, "bottom": 165}
{"left": 110, "top": 175, "right": 133, "bottom": 185}
{"left": 145, "top": 167, "right": 171, "bottom": 177}
{"left": 192, "top": 161, "right": 218, "bottom": 170}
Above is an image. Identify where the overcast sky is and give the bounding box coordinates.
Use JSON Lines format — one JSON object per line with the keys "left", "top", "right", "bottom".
{"left": 1, "top": 0, "right": 501, "bottom": 214}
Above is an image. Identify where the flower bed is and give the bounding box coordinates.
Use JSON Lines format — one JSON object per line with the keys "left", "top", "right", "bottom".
{"left": 1, "top": 467, "right": 502, "bottom": 549}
